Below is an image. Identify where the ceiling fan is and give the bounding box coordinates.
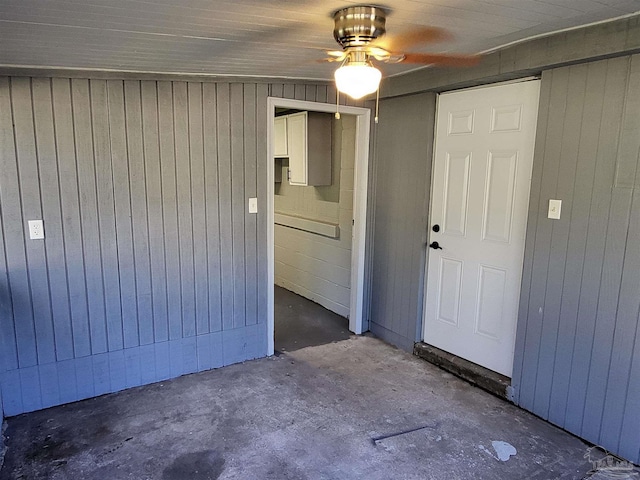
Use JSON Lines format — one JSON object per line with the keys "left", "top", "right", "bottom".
{"left": 325, "top": 6, "right": 480, "bottom": 103}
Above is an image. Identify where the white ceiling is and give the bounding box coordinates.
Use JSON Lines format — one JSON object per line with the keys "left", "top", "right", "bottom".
{"left": 0, "top": 0, "right": 638, "bottom": 80}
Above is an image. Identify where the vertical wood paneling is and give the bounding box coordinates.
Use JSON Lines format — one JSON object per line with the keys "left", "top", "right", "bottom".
{"left": 216, "top": 83, "right": 234, "bottom": 330}
{"left": 39, "top": 363, "right": 60, "bottom": 408}
{"left": 605, "top": 182, "right": 640, "bottom": 451}
{"left": 283, "top": 84, "right": 295, "bottom": 99}
{"left": 140, "top": 80, "right": 169, "bottom": 343}
{"left": 12, "top": 77, "right": 56, "bottom": 365}
{"left": 513, "top": 55, "right": 640, "bottom": 465}
{"left": 615, "top": 57, "right": 640, "bottom": 189}
{"left": 574, "top": 58, "right": 629, "bottom": 443}
{"left": 369, "top": 92, "right": 435, "bottom": 351}
{"left": 588, "top": 54, "right": 640, "bottom": 448}
{"left": 519, "top": 67, "right": 570, "bottom": 413}
{"left": 304, "top": 85, "right": 316, "bottom": 102}
{"left": 107, "top": 80, "right": 138, "bottom": 349}
{"left": 371, "top": 96, "right": 394, "bottom": 344}
{"left": 293, "top": 85, "right": 306, "bottom": 100}
{"left": 230, "top": 83, "right": 246, "bottom": 329}
{"left": 269, "top": 83, "right": 284, "bottom": 98}
{"left": 32, "top": 78, "right": 74, "bottom": 362}
{"left": 173, "top": 81, "right": 196, "bottom": 338}
{"left": 0, "top": 76, "right": 20, "bottom": 371}
{"left": 51, "top": 78, "right": 91, "bottom": 358}
{"left": 613, "top": 57, "right": 640, "bottom": 461}
{"left": 188, "top": 82, "right": 209, "bottom": 336}
{"left": 618, "top": 225, "right": 640, "bottom": 460}
{"left": 243, "top": 84, "right": 258, "bottom": 326}
{"left": 203, "top": 82, "right": 222, "bottom": 333}
{"left": 91, "top": 79, "right": 124, "bottom": 351}
{"left": 316, "top": 85, "right": 328, "bottom": 103}
{"left": 512, "top": 72, "right": 553, "bottom": 403}
{"left": 532, "top": 66, "right": 583, "bottom": 417}
{"left": 327, "top": 85, "right": 337, "bottom": 108}
{"left": 20, "top": 366, "right": 42, "bottom": 412}
{"left": 256, "top": 83, "right": 269, "bottom": 324}
{"left": 157, "top": 81, "right": 182, "bottom": 340}
{"left": 123, "top": 80, "right": 154, "bottom": 346}
{"left": 363, "top": 98, "right": 377, "bottom": 333}
{"left": 0, "top": 75, "right": 343, "bottom": 418}
{"left": 0, "top": 78, "right": 36, "bottom": 369}
{"left": 547, "top": 62, "right": 607, "bottom": 426}
{"left": 71, "top": 78, "right": 107, "bottom": 354}
{"left": 564, "top": 59, "right": 630, "bottom": 433}
{"left": 0, "top": 207, "right": 17, "bottom": 370}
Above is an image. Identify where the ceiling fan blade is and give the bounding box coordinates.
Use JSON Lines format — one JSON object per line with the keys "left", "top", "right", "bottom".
{"left": 326, "top": 50, "right": 347, "bottom": 58}
{"left": 373, "top": 27, "right": 452, "bottom": 52}
{"left": 315, "top": 49, "right": 347, "bottom": 63}
{"left": 401, "top": 53, "right": 480, "bottom": 67}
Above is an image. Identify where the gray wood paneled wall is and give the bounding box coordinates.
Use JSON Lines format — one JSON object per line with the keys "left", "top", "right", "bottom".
{"left": 368, "top": 92, "right": 436, "bottom": 351}
{"left": 0, "top": 76, "right": 350, "bottom": 416}
{"left": 512, "top": 55, "right": 640, "bottom": 465}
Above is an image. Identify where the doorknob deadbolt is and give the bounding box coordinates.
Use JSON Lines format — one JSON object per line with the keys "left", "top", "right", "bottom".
{"left": 429, "top": 241, "right": 443, "bottom": 250}
{"left": 432, "top": 224, "right": 440, "bottom": 232}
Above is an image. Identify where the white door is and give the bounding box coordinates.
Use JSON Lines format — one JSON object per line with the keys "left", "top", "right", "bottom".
{"left": 423, "top": 80, "right": 540, "bottom": 377}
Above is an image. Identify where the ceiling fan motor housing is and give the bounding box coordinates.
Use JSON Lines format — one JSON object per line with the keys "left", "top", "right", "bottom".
{"left": 333, "top": 6, "right": 387, "bottom": 48}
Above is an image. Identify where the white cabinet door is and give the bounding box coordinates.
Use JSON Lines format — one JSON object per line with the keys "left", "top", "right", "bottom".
{"left": 274, "top": 116, "right": 288, "bottom": 157}
{"left": 423, "top": 80, "right": 540, "bottom": 377}
{"left": 287, "top": 112, "right": 308, "bottom": 185}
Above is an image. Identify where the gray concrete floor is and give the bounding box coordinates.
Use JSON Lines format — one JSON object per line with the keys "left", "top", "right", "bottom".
{"left": 0, "top": 290, "right": 629, "bottom": 479}
{"left": 274, "top": 286, "right": 350, "bottom": 353}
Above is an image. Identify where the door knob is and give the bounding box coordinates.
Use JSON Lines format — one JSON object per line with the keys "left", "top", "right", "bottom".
{"left": 429, "top": 241, "right": 443, "bottom": 250}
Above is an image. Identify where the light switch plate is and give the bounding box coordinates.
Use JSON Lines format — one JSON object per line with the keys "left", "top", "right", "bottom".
{"left": 548, "top": 199, "right": 562, "bottom": 220}
{"left": 248, "top": 197, "right": 258, "bottom": 214}
{"left": 29, "top": 220, "right": 45, "bottom": 239}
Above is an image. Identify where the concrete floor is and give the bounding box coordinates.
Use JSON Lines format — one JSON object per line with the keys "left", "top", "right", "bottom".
{"left": 1, "top": 290, "right": 630, "bottom": 480}
{"left": 274, "top": 285, "right": 350, "bottom": 353}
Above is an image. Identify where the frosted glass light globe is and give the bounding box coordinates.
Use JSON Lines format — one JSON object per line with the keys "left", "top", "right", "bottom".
{"left": 334, "top": 64, "right": 382, "bottom": 100}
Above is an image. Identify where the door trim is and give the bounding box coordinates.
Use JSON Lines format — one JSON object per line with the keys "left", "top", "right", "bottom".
{"left": 266, "top": 97, "right": 372, "bottom": 356}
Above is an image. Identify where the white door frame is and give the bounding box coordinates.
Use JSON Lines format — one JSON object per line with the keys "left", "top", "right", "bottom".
{"left": 266, "top": 97, "right": 371, "bottom": 356}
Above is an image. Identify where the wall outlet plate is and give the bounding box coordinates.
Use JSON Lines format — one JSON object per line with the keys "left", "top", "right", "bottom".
{"left": 28, "top": 220, "right": 45, "bottom": 239}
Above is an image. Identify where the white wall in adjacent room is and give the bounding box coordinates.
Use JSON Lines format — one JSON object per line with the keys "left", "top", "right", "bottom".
{"left": 274, "top": 114, "right": 356, "bottom": 318}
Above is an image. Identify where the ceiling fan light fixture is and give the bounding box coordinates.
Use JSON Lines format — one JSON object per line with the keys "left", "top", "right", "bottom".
{"left": 334, "top": 62, "right": 381, "bottom": 100}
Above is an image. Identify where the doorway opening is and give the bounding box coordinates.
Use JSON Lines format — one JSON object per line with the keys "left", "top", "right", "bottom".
{"left": 266, "top": 98, "right": 371, "bottom": 356}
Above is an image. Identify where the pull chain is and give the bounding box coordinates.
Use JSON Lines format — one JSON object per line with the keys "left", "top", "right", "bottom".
{"left": 375, "top": 86, "right": 380, "bottom": 124}
{"left": 335, "top": 88, "right": 341, "bottom": 119}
